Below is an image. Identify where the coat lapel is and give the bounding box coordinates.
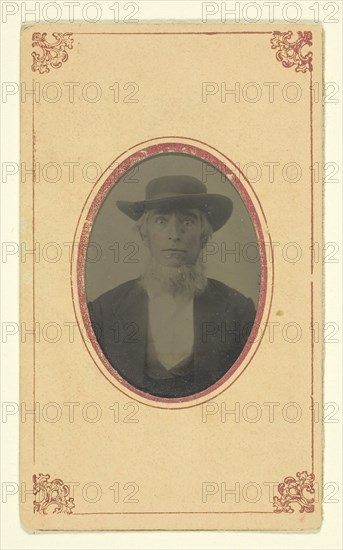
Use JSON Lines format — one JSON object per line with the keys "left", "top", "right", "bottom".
{"left": 110, "top": 280, "right": 148, "bottom": 387}
{"left": 193, "top": 284, "right": 234, "bottom": 389}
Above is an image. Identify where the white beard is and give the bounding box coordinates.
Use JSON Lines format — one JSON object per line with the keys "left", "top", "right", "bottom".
{"left": 139, "top": 256, "right": 208, "bottom": 299}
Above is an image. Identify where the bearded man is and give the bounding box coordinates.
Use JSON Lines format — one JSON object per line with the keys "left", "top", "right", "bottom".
{"left": 88, "top": 176, "right": 257, "bottom": 398}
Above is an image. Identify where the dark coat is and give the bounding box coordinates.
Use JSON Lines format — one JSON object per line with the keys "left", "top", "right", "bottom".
{"left": 88, "top": 278, "right": 256, "bottom": 396}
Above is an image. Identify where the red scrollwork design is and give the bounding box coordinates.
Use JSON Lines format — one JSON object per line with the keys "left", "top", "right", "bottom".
{"left": 273, "top": 471, "right": 315, "bottom": 513}
{"left": 271, "top": 31, "right": 313, "bottom": 73}
{"left": 33, "top": 473, "right": 75, "bottom": 514}
{"left": 31, "top": 32, "right": 74, "bottom": 74}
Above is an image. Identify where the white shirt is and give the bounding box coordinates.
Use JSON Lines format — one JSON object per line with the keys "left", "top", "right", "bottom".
{"left": 147, "top": 292, "right": 194, "bottom": 370}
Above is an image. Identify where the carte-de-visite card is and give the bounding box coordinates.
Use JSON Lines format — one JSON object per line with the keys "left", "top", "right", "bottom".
{"left": 20, "top": 22, "right": 323, "bottom": 531}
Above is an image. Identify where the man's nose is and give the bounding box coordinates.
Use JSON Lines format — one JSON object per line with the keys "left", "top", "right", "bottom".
{"left": 167, "top": 216, "right": 183, "bottom": 240}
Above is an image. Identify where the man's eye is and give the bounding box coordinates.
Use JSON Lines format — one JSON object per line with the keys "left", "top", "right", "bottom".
{"left": 183, "top": 218, "right": 194, "bottom": 226}
{"left": 155, "top": 217, "right": 166, "bottom": 224}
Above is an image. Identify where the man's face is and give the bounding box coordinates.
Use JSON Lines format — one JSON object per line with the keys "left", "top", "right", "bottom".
{"left": 144, "top": 207, "right": 203, "bottom": 267}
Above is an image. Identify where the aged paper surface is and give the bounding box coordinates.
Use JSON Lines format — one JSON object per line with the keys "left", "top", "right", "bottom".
{"left": 20, "top": 22, "right": 323, "bottom": 530}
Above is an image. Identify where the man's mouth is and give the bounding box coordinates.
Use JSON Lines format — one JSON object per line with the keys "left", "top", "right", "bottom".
{"left": 163, "top": 249, "right": 187, "bottom": 253}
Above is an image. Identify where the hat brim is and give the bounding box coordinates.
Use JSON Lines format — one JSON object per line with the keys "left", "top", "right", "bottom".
{"left": 116, "top": 194, "right": 233, "bottom": 232}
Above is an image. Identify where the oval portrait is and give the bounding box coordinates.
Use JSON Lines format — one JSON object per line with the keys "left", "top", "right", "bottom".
{"left": 79, "top": 143, "right": 266, "bottom": 403}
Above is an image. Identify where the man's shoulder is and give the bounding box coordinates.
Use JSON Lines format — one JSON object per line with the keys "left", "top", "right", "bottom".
{"left": 89, "top": 278, "right": 141, "bottom": 308}
{"left": 206, "top": 278, "right": 250, "bottom": 303}
{"left": 205, "top": 278, "right": 257, "bottom": 323}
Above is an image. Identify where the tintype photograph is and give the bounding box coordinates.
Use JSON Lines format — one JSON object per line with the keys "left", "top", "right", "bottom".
{"left": 86, "top": 153, "right": 261, "bottom": 398}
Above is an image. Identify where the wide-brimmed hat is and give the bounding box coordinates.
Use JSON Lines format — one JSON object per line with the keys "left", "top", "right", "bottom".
{"left": 116, "top": 176, "right": 233, "bottom": 232}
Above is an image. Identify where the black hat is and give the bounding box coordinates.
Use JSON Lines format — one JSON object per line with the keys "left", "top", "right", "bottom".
{"left": 116, "top": 176, "right": 233, "bottom": 232}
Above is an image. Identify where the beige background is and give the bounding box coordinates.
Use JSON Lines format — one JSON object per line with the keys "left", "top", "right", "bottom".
{"left": 19, "top": 22, "right": 323, "bottom": 532}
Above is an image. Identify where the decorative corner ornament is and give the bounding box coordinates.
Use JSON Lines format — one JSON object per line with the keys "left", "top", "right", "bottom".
{"left": 33, "top": 473, "right": 75, "bottom": 514}
{"left": 271, "top": 31, "right": 313, "bottom": 73}
{"left": 31, "top": 32, "right": 74, "bottom": 74}
{"left": 273, "top": 471, "right": 315, "bottom": 513}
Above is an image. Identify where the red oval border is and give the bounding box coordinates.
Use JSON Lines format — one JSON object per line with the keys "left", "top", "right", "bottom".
{"left": 73, "top": 139, "right": 273, "bottom": 408}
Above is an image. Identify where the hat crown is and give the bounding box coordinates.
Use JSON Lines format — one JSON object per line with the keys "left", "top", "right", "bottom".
{"left": 146, "top": 176, "right": 207, "bottom": 200}
{"left": 116, "top": 174, "right": 233, "bottom": 232}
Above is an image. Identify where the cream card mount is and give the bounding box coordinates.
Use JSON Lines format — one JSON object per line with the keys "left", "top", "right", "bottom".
{"left": 20, "top": 23, "right": 323, "bottom": 531}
